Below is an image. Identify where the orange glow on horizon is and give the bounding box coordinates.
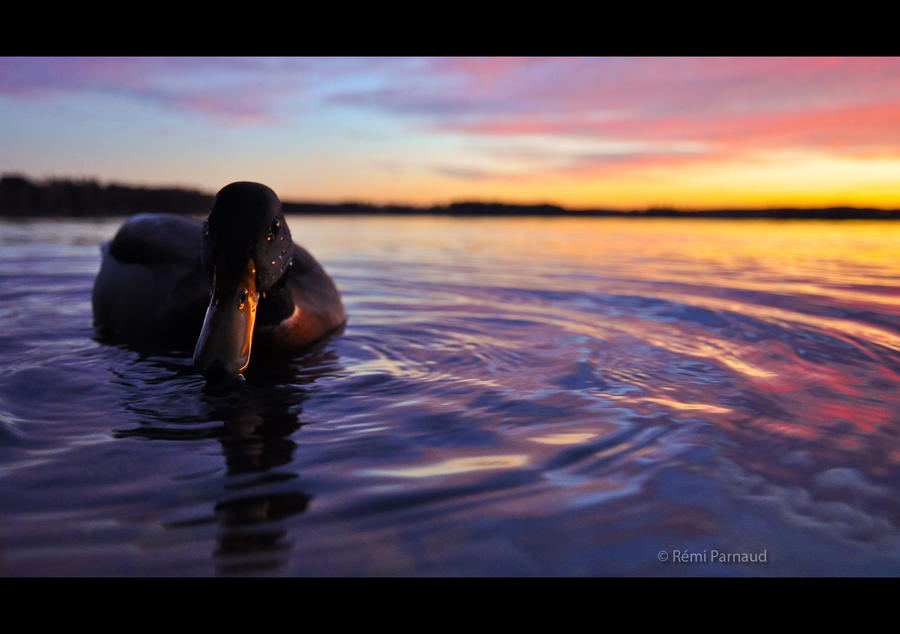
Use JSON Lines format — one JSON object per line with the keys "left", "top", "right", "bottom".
{"left": 271, "top": 153, "right": 900, "bottom": 210}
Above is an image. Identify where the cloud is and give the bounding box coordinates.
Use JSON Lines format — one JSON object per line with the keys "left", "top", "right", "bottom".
{"left": 4, "top": 56, "right": 900, "bottom": 176}
{"left": 0, "top": 57, "right": 314, "bottom": 127}
{"left": 432, "top": 166, "right": 499, "bottom": 181}
{"left": 328, "top": 57, "right": 900, "bottom": 167}
{"left": 442, "top": 98, "right": 900, "bottom": 161}
{"left": 329, "top": 57, "right": 900, "bottom": 117}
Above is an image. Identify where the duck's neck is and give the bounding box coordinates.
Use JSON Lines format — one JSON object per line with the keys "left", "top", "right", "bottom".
{"left": 256, "top": 264, "right": 294, "bottom": 327}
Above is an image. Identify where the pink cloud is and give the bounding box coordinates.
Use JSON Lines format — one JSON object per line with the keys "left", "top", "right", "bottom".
{"left": 5, "top": 56, "right": 900, "bottom": 160}
{"left": 338, "top": 57, "right": 900, "bottom": 120}
{"left": 412, "top": 58, "right": 900, "bottom": 174}
{"left": 443, "top": 98, "right": 900, "bottom": 156}
{"left": 0, "top": 57, "right": 307, "bottom": 126}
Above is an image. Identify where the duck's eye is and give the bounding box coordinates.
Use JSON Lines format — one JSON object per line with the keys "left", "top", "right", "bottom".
{"left": 238, "top": 288, "right": 249, "bottom": 309}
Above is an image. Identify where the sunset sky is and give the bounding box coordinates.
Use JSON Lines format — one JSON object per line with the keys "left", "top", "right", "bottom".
{"left": 2, "top": 56, "right": 900, "bottom": 209}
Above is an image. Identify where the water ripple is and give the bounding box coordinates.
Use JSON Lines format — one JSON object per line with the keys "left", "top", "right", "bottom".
{"left": 2, "top": 217, "right": 900, "bottom": 575}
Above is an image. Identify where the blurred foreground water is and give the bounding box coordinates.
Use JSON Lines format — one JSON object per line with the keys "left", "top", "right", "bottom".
{"left": 1, "top": 216, "right": 899, "bottom": 576}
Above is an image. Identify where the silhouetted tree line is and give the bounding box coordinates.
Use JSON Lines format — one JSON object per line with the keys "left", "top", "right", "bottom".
{"left": 2, "top": 173, "right": 899, "bottom": 219}
{"left": 280, "top": 201, "right": 581, "bottom": 216}
{"left": 0, "top": 174, "right": 214, "bottom": 217}
{"left": 283, "top": 201, "right": 900, "bottom": 219}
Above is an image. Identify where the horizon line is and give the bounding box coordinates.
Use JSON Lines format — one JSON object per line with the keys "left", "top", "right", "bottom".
{"left": 3, "top": 172, "right": 900, "bottom": 215}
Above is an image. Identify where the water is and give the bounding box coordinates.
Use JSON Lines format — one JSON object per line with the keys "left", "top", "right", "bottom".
{"left": 1, "top": 215, "right": 899, "bottom": 576}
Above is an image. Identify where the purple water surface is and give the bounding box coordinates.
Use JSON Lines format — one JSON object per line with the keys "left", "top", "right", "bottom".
{"left": 1, "top": 216, "right": 899, "bottom": 576}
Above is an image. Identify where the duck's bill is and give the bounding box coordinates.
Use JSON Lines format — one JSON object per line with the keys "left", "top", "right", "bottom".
{"left": 193, "top": 258, "right": 259, "bottom": 380}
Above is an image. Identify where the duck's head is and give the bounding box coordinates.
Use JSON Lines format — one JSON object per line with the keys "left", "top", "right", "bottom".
{"left": 193, "top": 182, "right": 293, "bottom": 381}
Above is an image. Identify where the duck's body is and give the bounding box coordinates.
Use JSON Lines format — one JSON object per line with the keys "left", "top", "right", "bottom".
{"left": 92, "top": 213, "right": 210, "bottom": 350}
{"left": 92, "top": 183, "right": 345, "bottom": 379}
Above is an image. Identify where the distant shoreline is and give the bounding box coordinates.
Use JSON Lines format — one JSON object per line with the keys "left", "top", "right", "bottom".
{"left": 3, "top": 174, "right": 899, "bottom": 220}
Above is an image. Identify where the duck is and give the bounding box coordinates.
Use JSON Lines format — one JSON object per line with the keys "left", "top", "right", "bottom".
{"left": 92, "top": 181, "right": 346, "bottom": 381}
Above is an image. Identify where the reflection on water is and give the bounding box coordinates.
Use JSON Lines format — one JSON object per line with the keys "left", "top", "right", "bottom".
{"left": 363, "top": 454, "right": 531, "bottom": 478}
{"left": 109, "top": 344, "right": 342, "bottom": 573}
{"left": 0, "top": 216, "right": 899, "bottom": 576}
